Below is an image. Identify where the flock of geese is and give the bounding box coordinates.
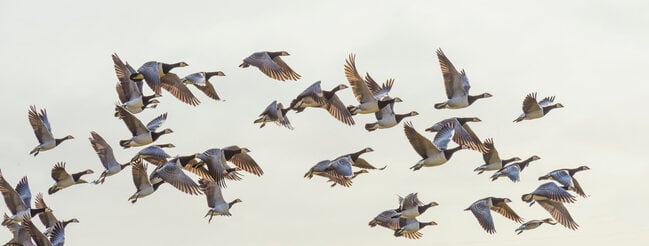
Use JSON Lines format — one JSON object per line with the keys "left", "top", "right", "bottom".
{"left": 1, "top": 48, "right": 589, "bottom": 245}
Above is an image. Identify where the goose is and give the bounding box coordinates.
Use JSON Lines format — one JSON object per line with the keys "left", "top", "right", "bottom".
{"left": 514, "top": 92, "right": 563, "bottom": 122}
{"left": 303, "top": 158, "right": 354, "bottom": 187}
{"left": 434, "top": 48, "right": 492, "bottom": 109}
{"left": 368, "top": 210, "right": 425, "bottom": 239}
{"left": 289, "top": 81, "right": 355, "bottom": 125}
{"left": 33, "top": 193, "right": 78, "bottom": 236}
{"left": 114, "top": 105, "right": 173, "bottom": 148}
{"left": 199, "top": 179, "right": 242, "bottom": 223}
{"left": 138, "top": 60, "right": 188, "bottom": 95}
{"left": 173, "top": 153, "right": 242, "bottom": 183}
{"left": 491, "top": 155, "right": 541, "bottom": 182}
{"left": 27, "top": 105, "right": 74, "bottom": 156}
{"left": 195, "top": 149, "right": 231, "bottom": 188}
{"left": 254, "top": 100, "right": 293, "bottom": 129}
{"left": 112, "top": 53, "right": 159, "bottom": 114}
{"left": 128, "top": 158, "right": 162, "bottom": 203}
{"left": 4, "top": 218, "right": 34, "bottom": 246}
{"left": 0, "top": 174, "right": 49, "bottom": 226}
{"left": 89, "top": 131, "right": 131, "bottom": 184}
{"left": 369, "top": 209, "right": 400, "bottom": 228}
{"left": 515, "top": 218, "right": 557, "bottom": 235}
{"left": 149, "top": 159, "right": 202, "bottom": 195}
{"left": 221, "top": 146, "right": 263, "bottom": 176}
{"left": 365, "top": 100, "right": 418, "bottom": 131}
{"left": 159, "top": 72, "right": 201, "bottom": 106}
{"left": 538, "top": 166, "right": 590, "bottom": 197}
{"left": 182, "top": 71, "right": 225, "bottom": 101}
{"left": 336, "top": 147, "right": 386, "bottom": 170}
{"left": 403, "top": 121, "right": 471, "bottom": 170}
{"left": 239, "top": 51, "right": 300, "bottom": 81}
{"left": 344, "top": 54, "right": 400, "bottom": 115}
{"left": 131, "top": 144, "right": 175, "bottom": 166}
{"left": 48, "top": 162, "right": 94, "bottom": 195}
{"left": 473, "top": 138, "right": 521, "bottom": 174}
{"left": 392, "top": 193, "right": 439, "bottom": 219}
{"left": 425, "top": 117, "right": 487, "bottom": 152}
{"left": 522, "top": 182, "right": 579, "bottom": 230}
{"left": 22, "top": 215, "right": 64, "bottom": 246}
{"left": 465, "top": 197, "right": 523, "bottom": 234}
{"left": 394, "top": 219, "right": 437, "bottom": 239}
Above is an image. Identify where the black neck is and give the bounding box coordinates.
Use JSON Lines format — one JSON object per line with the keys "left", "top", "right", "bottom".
{"left": 456, "top": 117, "right": 474, "bottom": 125}
{"left": 205, "top": 72, "right": 220, "bottom": 80}
{"left": 267, "top": 51, "right": 282, "bottom": 58}
{"left": 543, "top": 105, "right": 560, "bottom": 114}
{"left": 443, "top": 146, "right": 463, "bottom": 160}
{"left": 152, "top": 181, "right": 164, "bottom": 191}
{"left": 55, "top": 137, "right": 69, "bottom": 146}
{"left": 377, "top": 98, "right": 395, "bottom": 109}
{"left": 71, "top": 171, "right": 87, "bottom": 181}
{"left": 177, "top": 155, "right": 196, "bottom": 167}
{"left": 161, "top": 63, "right": 182, "bottom": 74}
{"left": 151, "top": 130, "right": 169, "bottom": 141}
{"left": 418, "top": 203, "right": 433, "bottom": 214}
{"left": 502, "top": 158, "right": 519, "bottom": 165}
{"left": 468, "top": 94, "right": 487, "bottom": 105}
{"left": 30, "top": 207, "right": 47, "bottom": 216}
{"left": 395, "top": 113, "right": 414, "bottom": 123}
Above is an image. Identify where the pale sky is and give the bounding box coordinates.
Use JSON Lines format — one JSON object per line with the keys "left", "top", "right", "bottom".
{"left": 1, "top": 0, "right": 648, "bottom": 245}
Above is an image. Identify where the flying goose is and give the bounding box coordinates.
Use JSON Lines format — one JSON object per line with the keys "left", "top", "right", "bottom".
{"left": 368, "top": 210, "right": 425, "bottom": 240}
{"left": 538, "top": 166, "right": 590, "bottom": 197}
{"left": 365, "top": 100, "right": 418, "bottom": 131}
{"left": 473, "top": 138, "right": 521, "bottom": 174}
{"left": 128, "top": 158, "right": 162, "bottom": 203}
{"left": 89, "top": 131, "right": 131, "bottom": 184}
{"left": 22, "top": 215, "right": 63, "bottom": 246}
{"left": 491, "top": 155, "right": 541, "bottom": 182}
{"left": 515, "top": 218, "right": 557, "bottom": 235}
{"left": 304, "top": 158, "right": 354, "bottom": 187}
{"left": 149, "top": 159, "right": 202, "bottom": 196}
{"left": 199, "top": 179, "right": 242, "bottom": 223}
{"left": 131, "top": 144, "right": 175, "bottom": 166}
{"left": 112, "top": 53, "right": 159, "bottom": 114}
{"left": 392, "top": 193, "right": 439, "bottom": 219}
{"left": 114, "top": 105, "right": 173, "bottom": 148}
{"left": 254, "top": 100, "right": 293, "bottom": 129}
{"left": 48, "top": 162, "right": 94, "bottom": 195}
{"left": 344, "top": 54, "right": 400, "bottom": 115}
{"left": 28, "top": 105, "right": 74, "bottom": 156}
{"left": 4, "top": 217, "right": 34, "bottom": 246}
{"left": 425, "top": 117, "right": 487, "bottom": 152}
{"left": 33, "top": 193, "right": 78, "bottom": 236}
{"left": 289, "top": 81, "right": 354, "bottom": 125}
{"left": 403, "top": 121, "right": 471, "bottom": 170}
{"left": 239, "top": 51, "right": 300, "bottom": 81}
{"left": 182, "top": 71, "right": 225, "bottom": 101}
{"left": 137, "top": 60, "right": 188, "bottom": 96}
{"left": 514, "top": 92, "right": 564, "bottom": 122}
{"left": 434, "top": 48, "right": 492, "bottom": 109}
{"left": 0, "top": 174, "right": 49, "bottom": 226}
{"left": 195, "top": 150, "right": 235, "bottom": 188}
{"left": 465, "top": 197, "right": 523, "bottom": 234}
{"left": 336, "top": 147, "right": 386, "bottom": 170}
{"left": 393, "top": 219, "right": 437, "bottom": 239}
{"left": 522, "top": 182, "right": 579, "bottom": 230}
{"left": 220, "top": 146, "right": 263, "bottom": 176}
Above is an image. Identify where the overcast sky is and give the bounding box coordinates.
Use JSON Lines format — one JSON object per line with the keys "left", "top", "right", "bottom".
{"left": 1, "top": 0, "right": 648, "bottom": 245}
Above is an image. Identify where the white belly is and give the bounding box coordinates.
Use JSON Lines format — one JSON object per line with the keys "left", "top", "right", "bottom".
{"left": 419, "top": 153, "right": 448, "bottom": 167}
{"left": 131, "top": 133, "right": 153, "bottom": 146}
{"left": 446, "top": 96, "right": 469, "bottom": 109}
